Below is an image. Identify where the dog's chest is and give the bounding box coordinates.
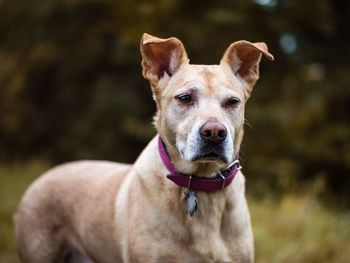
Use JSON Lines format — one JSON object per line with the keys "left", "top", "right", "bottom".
{"left": 126, "top": 184, "right": 252, "bottom": 263}
{"left": 190, "top": 225, "right": 233, "bottom": 262}
{"left": 180, "top": 193, "right": 237, "bottom": 261}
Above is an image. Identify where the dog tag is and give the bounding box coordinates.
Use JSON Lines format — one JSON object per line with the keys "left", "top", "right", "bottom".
{"left": 184, "top": 190, "right": 198, "bottom": 216}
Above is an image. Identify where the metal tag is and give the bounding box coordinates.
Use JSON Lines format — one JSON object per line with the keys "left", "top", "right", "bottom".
{"left": 184, "top": 190, "right": 198, "bottom": 216}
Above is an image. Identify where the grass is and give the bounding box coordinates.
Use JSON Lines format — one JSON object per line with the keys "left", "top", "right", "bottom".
{"left": 0, "top": 162, "right": 349, "bottom": 262}
{"left": 0, "top": 161, "right": 49, "bottom": 263}
{"left": 250, "top": 195, "right": 350, "bottom": 263}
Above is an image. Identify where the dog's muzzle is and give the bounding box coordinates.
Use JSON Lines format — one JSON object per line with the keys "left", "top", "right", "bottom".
{"left": 193, "top": 121, "right": 229, "bottom": 163}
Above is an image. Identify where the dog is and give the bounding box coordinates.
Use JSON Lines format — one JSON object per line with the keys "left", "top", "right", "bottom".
{"left": 14, "top": 33, "right": 273, "bottom": 263}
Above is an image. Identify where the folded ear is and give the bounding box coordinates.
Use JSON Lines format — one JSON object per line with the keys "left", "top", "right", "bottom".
{"left": 140, "top": 33, "right": 189, "bottom": 88}
{"left": 220, "top": 40, "right": 274, "bottom": 98}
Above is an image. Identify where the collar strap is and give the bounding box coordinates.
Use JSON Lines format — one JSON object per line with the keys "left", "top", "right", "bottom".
{"left": 158, "top": 136, "right": 241, "bottom": 192}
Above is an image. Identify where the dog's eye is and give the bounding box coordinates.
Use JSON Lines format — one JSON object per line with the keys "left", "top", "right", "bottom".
{"left": 224, "top": 97, "right": 240, "bottom": 108}
{"left": 175, "top": 94, "right": 192, "bottom": 104}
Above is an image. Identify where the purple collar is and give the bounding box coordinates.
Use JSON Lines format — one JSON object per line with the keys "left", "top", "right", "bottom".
{"left": 158, "top": 136, "right": 241, "bottom": 192}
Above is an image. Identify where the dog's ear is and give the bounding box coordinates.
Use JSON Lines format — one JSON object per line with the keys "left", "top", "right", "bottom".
{"left": 140, "top": 33, "right": 189, "bottom": 88}
{"left": 220, "top": 40, "right": 274, "bottom": 98}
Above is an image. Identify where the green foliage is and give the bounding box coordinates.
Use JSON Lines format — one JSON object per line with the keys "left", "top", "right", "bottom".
{"left": 250, "top": 194, "right": 350, "bottom": 263}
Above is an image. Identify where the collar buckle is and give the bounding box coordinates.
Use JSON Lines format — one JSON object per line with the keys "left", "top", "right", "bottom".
{"left": 218, "top": 159, "right": 242, "bottom": 190}
{"left": 228, "top": 159, "right": 239, "bottom": 169}
{"left": 227, "top": 159, "right": 242, "bottom": 171}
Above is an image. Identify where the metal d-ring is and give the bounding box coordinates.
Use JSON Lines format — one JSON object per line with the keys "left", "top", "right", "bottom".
{"left": 218, "top": 173, "right": 226, "bottom": 190}
{"left": 229, "top": 159, "right": 240, "bottom": 168}
{"left": 229, "top": 159, "right": 242, "bottom": 171}
{"left": 187, "top": 175, "right": 192, "bottom": 189}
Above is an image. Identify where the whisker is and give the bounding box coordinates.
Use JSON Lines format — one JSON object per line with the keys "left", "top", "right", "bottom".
{"left": 244, "top": 119, "right": 254, "bottom": 130}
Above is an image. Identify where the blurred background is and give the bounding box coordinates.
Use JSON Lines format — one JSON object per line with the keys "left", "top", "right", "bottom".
{"left": 0, "top": 0, "right": 349, "bottom": 262}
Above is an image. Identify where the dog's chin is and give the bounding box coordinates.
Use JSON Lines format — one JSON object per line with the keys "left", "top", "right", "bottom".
{"left": 191, "top": 152, "right": 228, "bottom": 164}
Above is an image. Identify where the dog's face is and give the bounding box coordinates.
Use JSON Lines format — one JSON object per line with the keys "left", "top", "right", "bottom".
{"left": 157, "top": 64, "right": 244, "bottom": 165}
{"left": 140, "top": 34, "right": 273, "bottom": 174}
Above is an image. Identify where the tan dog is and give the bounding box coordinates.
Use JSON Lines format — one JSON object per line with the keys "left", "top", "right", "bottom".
{"left": 14, "top": 33, "right": 273, "bottom": 263}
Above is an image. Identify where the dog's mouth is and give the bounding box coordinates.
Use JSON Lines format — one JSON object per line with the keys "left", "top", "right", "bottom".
{"left": 192, "top": 152, "right": 227, "bottom": 163}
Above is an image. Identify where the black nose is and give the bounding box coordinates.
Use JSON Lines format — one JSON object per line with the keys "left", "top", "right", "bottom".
{"left": 200, "top": 121, "right": 227, "bottom": 143}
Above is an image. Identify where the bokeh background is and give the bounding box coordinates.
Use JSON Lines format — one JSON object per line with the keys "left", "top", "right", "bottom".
{"left": 1, "top": 0, "right": 349, "bottom": 262}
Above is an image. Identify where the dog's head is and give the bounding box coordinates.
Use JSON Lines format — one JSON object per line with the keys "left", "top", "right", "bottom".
{"left": 140, "top": 33, "right": 273, "bottom": 176}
